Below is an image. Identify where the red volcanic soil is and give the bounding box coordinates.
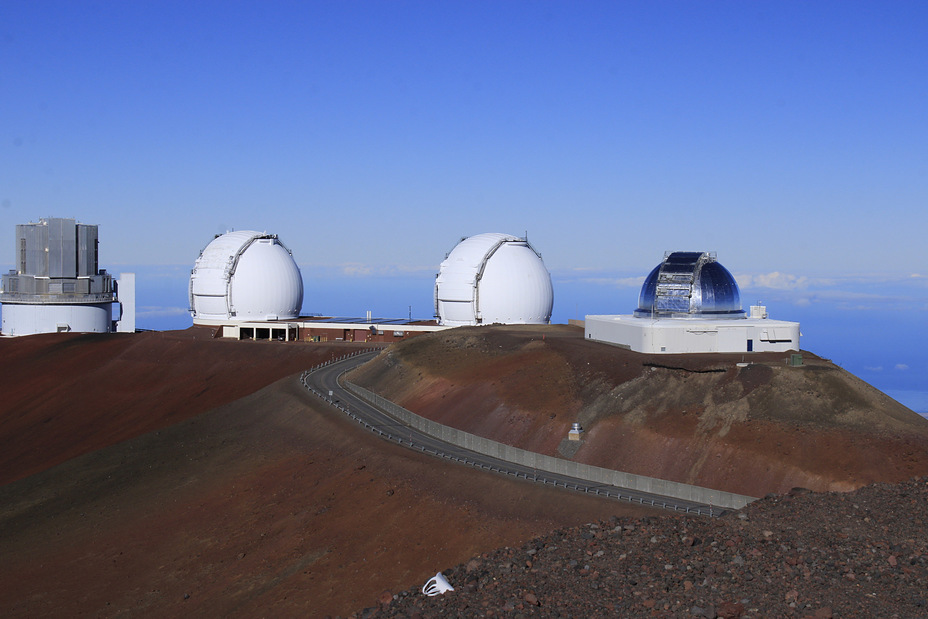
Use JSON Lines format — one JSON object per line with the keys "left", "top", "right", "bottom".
{"left": 0, "top": 330, "right": 657, "bottom": 617}
{"left": 350, "top": 324, "right": 928, "bottom": 497}
{"left": 0, "top": 328, "right": 360, "bottom": 485}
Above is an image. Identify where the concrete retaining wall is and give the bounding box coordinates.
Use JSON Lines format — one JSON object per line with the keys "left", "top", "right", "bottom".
{"left": 345, "top": 381, "right": 757, "bottom": 510}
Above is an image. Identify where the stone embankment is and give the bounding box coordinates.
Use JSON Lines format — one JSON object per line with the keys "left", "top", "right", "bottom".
{"left": 358, "top": 478, "right": 928, "bottom": 618}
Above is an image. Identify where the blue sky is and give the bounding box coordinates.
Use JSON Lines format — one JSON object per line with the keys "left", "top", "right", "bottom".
{"left": 1, "top": 1, "right": 926, "bottom": 409}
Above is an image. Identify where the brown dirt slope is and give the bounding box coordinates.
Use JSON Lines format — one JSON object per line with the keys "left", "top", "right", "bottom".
{"left": 349, "top": 324, "right": 928, "bottom": 497}
{"left": 0, "top": 374, "right": 658, "bottom": 618}
{"left": 0, "top": 331, "right": 657, "bottom": 618}
{"left": 0, "top": 328, "right": 363, "bottom": 485}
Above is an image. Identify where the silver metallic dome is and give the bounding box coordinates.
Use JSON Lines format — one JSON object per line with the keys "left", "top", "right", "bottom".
{"left": 635, "top": 251, "right": 744, "bottom": 318}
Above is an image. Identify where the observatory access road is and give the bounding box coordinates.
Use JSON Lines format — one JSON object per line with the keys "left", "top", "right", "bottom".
{"left": 302, "top": 351, "right": 728, "bottom": 517}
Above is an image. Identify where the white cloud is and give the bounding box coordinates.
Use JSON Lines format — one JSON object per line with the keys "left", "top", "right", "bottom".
{"left": 864, "top": 366, "right": 884, "bottom": 372}
{"left": 896, "top": 364, "right": 910, "bottom": 371}
{"left": 736, "top": 272, "right": 810, "bottom": 290}
{"left": 340, "top": 263, "right": 373, "bottom": 277}
{"left": 395, "top": 265, "right": 439, "bottom": 274}
{"left": 573, "top": 276, "right": 645, "bottom": 288}
{"left": 299, "top": 263, "right": 436, "bottom": 278}
{"left": 136, "top": 306, "right": 189, "bottom": 318}
{"left": 738, "top": 271, "right": 928, "bottom": 293}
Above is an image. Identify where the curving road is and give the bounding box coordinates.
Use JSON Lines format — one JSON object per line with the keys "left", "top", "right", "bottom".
{"left": 301, "top": 350, "right": 728, "bottom": 518}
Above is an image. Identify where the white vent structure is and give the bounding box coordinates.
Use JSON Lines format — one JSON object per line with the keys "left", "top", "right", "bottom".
{"left": 189, "top": 231, "right": 303, "bottom": 324}
{"left": 434, "top": 233, "right": 553, "bottom": 327}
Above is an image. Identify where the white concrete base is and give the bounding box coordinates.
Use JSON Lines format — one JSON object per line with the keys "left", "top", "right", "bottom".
{"left": 1, "top": 302, "right": 113, "bottom": 336}
{"left": 584, "top": 314, "right": 799, "bottom": 354}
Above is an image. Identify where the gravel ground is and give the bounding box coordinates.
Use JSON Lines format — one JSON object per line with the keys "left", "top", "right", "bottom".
{"left": 353, "top": 478, "right": 928, "bottom": 618}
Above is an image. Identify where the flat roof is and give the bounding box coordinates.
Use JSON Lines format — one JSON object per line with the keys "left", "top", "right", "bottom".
{"left": 585, "top": 314, "right": 799, "bottom": 328}
{"left": 301, "top": 316, "right": 436, "bottom": 326}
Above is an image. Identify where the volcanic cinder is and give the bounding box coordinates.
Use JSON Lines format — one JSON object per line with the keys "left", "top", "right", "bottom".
{"left": 2, "top": 324, "right": 926, "bottom": 617}
{"left": 0, "top": 328, "right": 656, "bottom": 617}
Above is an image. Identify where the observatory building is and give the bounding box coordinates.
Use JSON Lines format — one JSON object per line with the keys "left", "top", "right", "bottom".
{"left": 434, "top": 233, "right": 554, "bottom": 327}
{"left": 585, "top": 251, "right": 799, "bottom": 354}
{"left": 189, "top": 230, "right": 304, "bottom": 331}
{"left": 189, "top": 229, "right": 446, "bottom": 343}
{"left": 0, "top": 217, "right": 135, "bottom": 336}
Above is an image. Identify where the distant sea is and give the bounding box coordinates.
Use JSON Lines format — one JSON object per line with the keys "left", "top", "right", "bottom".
{"left": 3, "top": 265, "right": 926, "bottom": 415}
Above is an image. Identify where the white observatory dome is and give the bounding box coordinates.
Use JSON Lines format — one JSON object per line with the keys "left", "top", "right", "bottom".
{"left": 189, "top": 231, "right": 303, "bottom": 324}
{"left": 434, "top": 233, "right": 554, "bottom": 327}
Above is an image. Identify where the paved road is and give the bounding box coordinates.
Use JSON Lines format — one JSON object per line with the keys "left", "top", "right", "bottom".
{"left": 301, "top": 350, "right": 728, "bottom": 517}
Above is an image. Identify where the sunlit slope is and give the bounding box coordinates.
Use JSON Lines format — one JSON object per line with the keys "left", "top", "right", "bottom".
{"left": 350, "top": 324, "right": 928, "bottom": 497}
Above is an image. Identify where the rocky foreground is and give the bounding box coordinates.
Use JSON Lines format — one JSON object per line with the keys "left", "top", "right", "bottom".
{"left": 356, "top": 478, "right": 928, "bottom": 618}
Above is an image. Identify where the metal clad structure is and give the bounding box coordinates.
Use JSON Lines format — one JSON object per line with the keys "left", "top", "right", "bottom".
{"left": 636, "top": 251, "right": 744, "bottom": 318}
{"left": 48, "top": 217, "right": 76, "bottom": 278}
{"left": 77, "top": 224, "right": 98, "bottom": 277}
{"left": 1, "top": 217, "right": 128, "bottom": 336}
{"left": 17, "top": 223, "right": 47, "bottom": 276}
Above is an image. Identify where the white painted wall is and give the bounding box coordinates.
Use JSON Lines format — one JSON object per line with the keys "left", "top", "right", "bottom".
{"left": 116, "top": 273, "right": 136, "bottom": 333}
{"left": 584, "top": 314, "right": 800, "bottom": 354}
{"left": 1, "top": 303, "right": 113, "bottom": 336}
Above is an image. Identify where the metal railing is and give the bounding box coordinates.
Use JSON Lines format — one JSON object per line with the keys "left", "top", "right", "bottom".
{"left": 300, "top": 351, "right": 756, "bottom": 517}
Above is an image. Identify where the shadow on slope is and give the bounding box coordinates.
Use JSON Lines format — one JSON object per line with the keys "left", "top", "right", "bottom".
{"left": 0, "top": 328, "right": 345, "bottom": 484}
{"left": 0, "top": 333, "right": 658, "bottom": 617}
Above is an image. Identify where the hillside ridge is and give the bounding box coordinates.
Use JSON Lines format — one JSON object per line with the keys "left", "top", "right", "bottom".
{"left": 349, "top": 324, "right": 928, "bottom": 497}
